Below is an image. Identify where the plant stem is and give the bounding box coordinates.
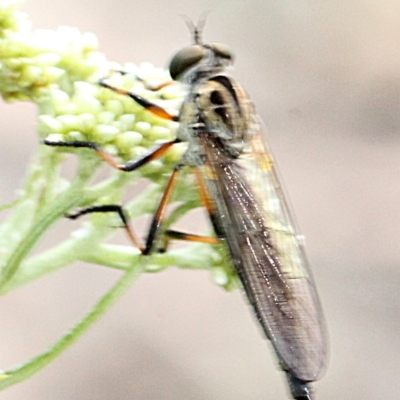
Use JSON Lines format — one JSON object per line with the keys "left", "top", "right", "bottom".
{"left": 0, "top": 255, "right": 145, "bottom": 391}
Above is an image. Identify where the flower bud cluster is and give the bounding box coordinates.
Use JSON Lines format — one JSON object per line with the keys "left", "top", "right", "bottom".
{"left": 40, "top": 66, "right": 185, "bottom": 176}
{"left": 0, "top": 0, "right": 185, "bottom": 177}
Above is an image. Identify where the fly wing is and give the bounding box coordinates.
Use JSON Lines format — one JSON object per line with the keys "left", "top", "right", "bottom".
{"left": 198, "top": 127, "right": 327, "bottom": 382}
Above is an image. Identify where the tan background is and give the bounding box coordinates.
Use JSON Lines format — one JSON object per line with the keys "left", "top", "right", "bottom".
{"left": 1, "top": 0, "right": 400, "bottom": 399}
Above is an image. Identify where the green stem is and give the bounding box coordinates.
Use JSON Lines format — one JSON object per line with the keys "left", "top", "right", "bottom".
{"left": 0, "top": 155, "right": 96, "bottom": 288}
{"left": 0, "top": 256, "right": 144, "bottom": 391}
{"left": 81, "top": 243, "right": 140, "bottom": 270}
{"left": 0, "top": 239, "right": 82, "bottom": 295}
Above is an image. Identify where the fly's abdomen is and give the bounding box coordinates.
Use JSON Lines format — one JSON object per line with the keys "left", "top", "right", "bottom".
{"left": 199, "top": 137, "right": 327, "bottom": 381}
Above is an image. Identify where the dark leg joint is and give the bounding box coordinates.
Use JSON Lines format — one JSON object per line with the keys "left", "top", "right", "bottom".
{"left": 66, "top": 205, "right": 126, "bottom": 222}
{"left": 44, "top": 139, "right": 100, "bottom": 151}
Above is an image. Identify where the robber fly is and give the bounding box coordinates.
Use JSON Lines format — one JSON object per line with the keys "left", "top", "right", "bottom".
{"left": 45, "top": 18, "right": 328, "bottom": 400}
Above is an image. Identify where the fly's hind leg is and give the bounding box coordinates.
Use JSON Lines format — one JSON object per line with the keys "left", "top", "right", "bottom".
{"left": 67, "top": 204, "right": 145, "bottom": 253}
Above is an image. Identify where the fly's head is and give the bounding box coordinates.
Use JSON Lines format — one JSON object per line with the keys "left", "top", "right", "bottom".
{"left": 168, "top": 16, "right": 234, "bottom": 84}
{"left": 169, "top": 42, "right": 234, "bottom": 83}
{"left": 172, "top": 19, "right": 255, "bottom": 158}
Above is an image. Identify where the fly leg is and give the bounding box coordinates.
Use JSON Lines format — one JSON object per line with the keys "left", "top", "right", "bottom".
{"left": 44, "top": 138, "right": 181, "bottom": 172}
{"left": 140, "top": 163, "right": 219, "bottom": 254}
{"left": 59, "top": 162, "right": 183, "bottom": 255}
{"left": 62, "top": 165, "right": 220, "bottom": 258}
{"left": 64, "top": 165, "right": 219, "bottom": 256}
{"left": 98, "top": 78, "right": 179, "bottom": 122}
{"left": 152, "top": 167, "right": 223, "bottom": 253}
{"left": 44, "top": 137, "right": 181, "bottom": 253}
{"left": 67, "top": 205, "right": 144, "bottom": 253}
{"left": 44, "top": 67, "right": 184, "bottom": 254}
{"left": 104, "top": 69, "right": 176, "bottom": 91}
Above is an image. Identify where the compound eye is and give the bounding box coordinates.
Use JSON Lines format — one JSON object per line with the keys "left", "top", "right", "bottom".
{"left": 169, "top": 45, "right": 205, "bottom": 80}
{"left": 208, "top": 42, "right": 234, "bottom": 63}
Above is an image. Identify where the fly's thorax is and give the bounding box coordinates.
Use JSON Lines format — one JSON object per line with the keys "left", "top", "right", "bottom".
{"left": 178, "top": 74, "right": 255, "bottom": 158}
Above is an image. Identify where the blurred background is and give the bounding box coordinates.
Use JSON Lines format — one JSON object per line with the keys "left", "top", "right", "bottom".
{"left": 1, "top": 0, "right": 400, "bottom": 399}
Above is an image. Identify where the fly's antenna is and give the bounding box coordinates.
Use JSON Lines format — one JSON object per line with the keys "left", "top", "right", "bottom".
{"left": 180, "top": 11, "right": 210, "bottom": 44}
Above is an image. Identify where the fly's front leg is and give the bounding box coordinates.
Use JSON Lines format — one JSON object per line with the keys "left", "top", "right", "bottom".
{"left": 99, "top": 78, "right": 179, "bottom": 122}
{"left": 45, "top": 67, "right": 181, "bottom": 162}
{"left": 105, "top": 69, "right": 176, "bottom": 92}
{"left": 44, "top": 72, "right": 184, "bottom": 255}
